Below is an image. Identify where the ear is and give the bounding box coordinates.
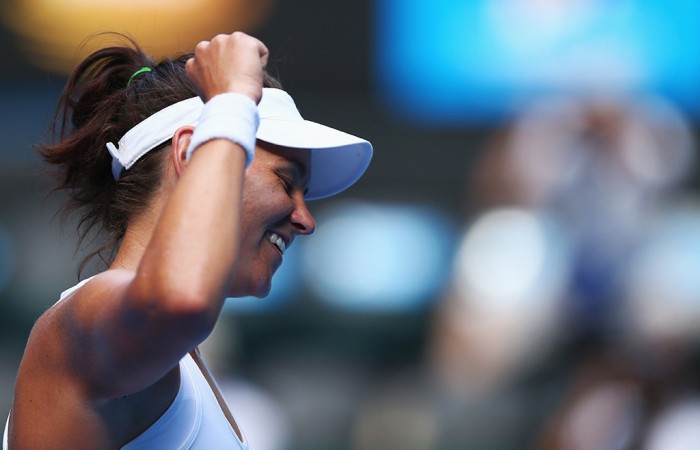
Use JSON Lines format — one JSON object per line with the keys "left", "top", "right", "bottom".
{"left": 170, "top": 125, "right": 195, "bottom": 177}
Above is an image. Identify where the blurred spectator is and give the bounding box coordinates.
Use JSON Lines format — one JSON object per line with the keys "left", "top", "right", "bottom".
{"left": 349, "top": 93, "right": 700, "bottom": 449}
{"left": 471, "top": 93, "right": 700, "bottom": 449}
{"left": 471, "top": 93, "right": 695, "bottom": 337}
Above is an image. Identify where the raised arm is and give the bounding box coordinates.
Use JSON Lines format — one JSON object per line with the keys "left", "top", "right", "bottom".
{"left": 38, "top": 32, "right": 268, "bottom": 399}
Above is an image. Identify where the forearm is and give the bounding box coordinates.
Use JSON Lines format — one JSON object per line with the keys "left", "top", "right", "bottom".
{"left": 122, "top": 32, "right": 267, "bottom": 345}
{"left": 131, "top": 140, "right": 246, "bottom": 323}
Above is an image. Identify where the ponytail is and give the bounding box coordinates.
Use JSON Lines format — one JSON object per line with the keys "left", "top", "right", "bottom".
{"left": 40, "top": 33, "right": 197, "bottom": 274}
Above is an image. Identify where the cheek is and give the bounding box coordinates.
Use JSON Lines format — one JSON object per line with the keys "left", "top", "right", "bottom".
{"left": 250, "top": 201, "right": 295, "bottom": 230}
{"left": 242, "top": 184, "right": 287, "bottom": 219}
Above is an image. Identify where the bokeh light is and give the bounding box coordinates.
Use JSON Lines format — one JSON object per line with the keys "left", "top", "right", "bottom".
{"left": 645, "top": 399, "right": 700, "bottom": 450}
{"left": 454, "top": 208, "right": 570, "bottom": 313}
{"left": 376, "top": 0, "right": 700, "bottom": 123}
{"left": 623, "top": 203, "right": 700, "bottom": 339}
{"left": 439, "top": 208, "right": 572, "bottom": 388}
{"left": 1, "top": 0, "right": 274, "bottom": 74}
{"left": 301, "top": 201, "right": 455, "bottom": 312}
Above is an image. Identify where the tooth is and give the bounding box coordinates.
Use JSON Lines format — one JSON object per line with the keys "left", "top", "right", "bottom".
{"left": 267, "top": 232, "right": 286, "bottom": 254}
{"left": 276, "top": 237, "right": 286, "bottom": 253}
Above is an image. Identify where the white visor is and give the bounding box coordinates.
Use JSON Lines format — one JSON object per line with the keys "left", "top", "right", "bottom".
{"left": 106, "top": 88, "right": 373, "bottom": 200}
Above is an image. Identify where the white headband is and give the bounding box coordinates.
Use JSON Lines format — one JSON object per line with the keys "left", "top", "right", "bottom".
{"left": 106, "top": 97, "right": 203, "bottom": 179}
{"left": 105, "top": 88, "right": 373, "bottom": 200}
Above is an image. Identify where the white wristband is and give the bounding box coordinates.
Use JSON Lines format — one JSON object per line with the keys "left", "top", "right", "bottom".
{"left": 186, "top": 93, "right": 259, "bottom": 167}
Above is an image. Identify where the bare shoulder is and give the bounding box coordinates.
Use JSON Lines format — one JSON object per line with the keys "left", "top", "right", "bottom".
{"left": 18, "top": 265, "right": 203, "bottom": 403}
{"left": 16, "top": 270, "right": 135, "bottom": 393}
{"left": 18, "top": 270, "right": 135, "bottom": 380}
{"left": 33, "top": 269, "right": 136, "bottom": 338}
{"left": 9, "top": 269, "right": 179, "bottom": 448}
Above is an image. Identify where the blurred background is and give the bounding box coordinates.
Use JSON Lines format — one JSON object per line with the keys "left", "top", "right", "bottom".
{"left": 3, "top": 0, "right": 700, "bottom": 449}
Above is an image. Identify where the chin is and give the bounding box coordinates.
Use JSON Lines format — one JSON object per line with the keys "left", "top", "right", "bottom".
{"left": 229, "top": 264, "right": 276, "bottom": 298}
{"left": 229, "top": 278, "right": 272, "bottom": 299}
{"left": 252, "top": 281, "right": 272, "bottom": 298}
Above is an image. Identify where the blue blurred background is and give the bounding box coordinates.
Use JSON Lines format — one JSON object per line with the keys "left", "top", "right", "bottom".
{"left": 3, "top": 1, "right": 700, "bottom": 449}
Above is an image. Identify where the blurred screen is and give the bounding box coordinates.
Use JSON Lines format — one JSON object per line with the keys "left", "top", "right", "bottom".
{"left": 375, "top": 0, "right": 700, "bottom": 124}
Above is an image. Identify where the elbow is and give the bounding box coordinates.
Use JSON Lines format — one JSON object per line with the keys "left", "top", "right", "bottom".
{"left": 127, "top": 274, "right": 223, "bottom": 338}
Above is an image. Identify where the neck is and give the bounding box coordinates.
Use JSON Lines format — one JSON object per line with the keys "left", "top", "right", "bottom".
{"left": 110, "top": 200, "right": 164, "bottom": 271}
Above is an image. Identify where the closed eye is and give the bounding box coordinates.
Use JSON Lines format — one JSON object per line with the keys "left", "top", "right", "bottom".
{"left": 275, "top": 163, "right": 310, "bottom": 195}
{"left": 274, "top": 169, "right": 295, "bottom": 193}
{"left": 281, "top": 176, "right": 293, "bottom": 193}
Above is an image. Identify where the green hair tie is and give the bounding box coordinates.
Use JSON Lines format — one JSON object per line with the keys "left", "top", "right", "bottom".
{"left": 127, "top": 67, "right": 152, "bottom": 86}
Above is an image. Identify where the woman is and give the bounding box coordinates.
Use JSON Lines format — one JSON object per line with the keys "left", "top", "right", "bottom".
{"left": 3, "top": 31, "right": 372, "bottom": 449}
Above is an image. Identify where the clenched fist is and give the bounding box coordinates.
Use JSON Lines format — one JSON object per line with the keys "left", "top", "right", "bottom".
{"left": 185, "top": 32, "right": 269, "bottom": 104}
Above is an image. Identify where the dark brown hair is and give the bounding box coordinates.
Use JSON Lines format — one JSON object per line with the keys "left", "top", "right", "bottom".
{"left": 41, "top": 34, "right": 282, "bottom": 275}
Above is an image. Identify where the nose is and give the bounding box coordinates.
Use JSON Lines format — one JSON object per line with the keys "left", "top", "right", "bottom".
{"left": 290, "top": 195, "right": 316, "bottom": 235}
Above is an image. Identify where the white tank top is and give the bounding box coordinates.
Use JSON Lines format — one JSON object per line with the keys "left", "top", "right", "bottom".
{"left": 3, "top": 279, "right": 249, "bottom": 450}
{"left": 121, "top": 353, "right": 249, "bottom": 449}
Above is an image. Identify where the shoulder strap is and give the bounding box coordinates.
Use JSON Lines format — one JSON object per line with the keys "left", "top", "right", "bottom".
{"left": 187, "top": 349, "right": 245, "bottom": 443}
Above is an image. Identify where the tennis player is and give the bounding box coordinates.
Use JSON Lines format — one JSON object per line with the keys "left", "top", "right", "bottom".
{"left": 3, "top": 31, "right": 372, "bottom": 449}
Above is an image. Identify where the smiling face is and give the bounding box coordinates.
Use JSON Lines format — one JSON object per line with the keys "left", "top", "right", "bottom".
{"left": 228, "top": 141, "right": 316, "bottom": 298}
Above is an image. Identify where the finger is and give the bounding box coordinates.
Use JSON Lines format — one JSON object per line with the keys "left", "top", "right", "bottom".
{"left": 183, "top": 58, "right": 204, "bottom": 96}
{"left": 210, "top": 34, "right": 228, "bottom": 46}
{"left": 184, "top": 57, "right": 196, "bottom": 76}
{"left": 258, "top": 42, "right": 270, "bottom": 67}
{"left": 194, "top": 40, "right": 210, "bottom": 56}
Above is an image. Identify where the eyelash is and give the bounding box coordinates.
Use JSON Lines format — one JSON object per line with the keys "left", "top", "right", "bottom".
{"left": 280, "top": 175, "right": 294, "bottom": 193}
{"left": 276, "top": 168, "right": 303, "bottom": 195}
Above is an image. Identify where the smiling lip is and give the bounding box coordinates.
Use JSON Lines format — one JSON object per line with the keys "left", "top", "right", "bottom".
{"left": 267, "top": 231, "right": 288, "bottom": 255}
